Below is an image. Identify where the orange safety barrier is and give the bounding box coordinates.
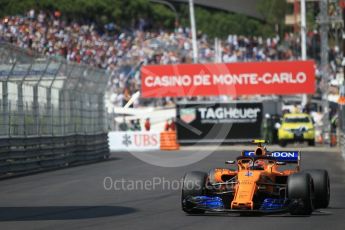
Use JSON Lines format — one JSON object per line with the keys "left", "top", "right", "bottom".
{"left": 160, "top": 131, "right": 180, "bottom": 150}
{"left": 338, "top": 96, "right": 345, "bottom": 105}
{"left": 316, "top": 134, "right": 323, "bottom": 144}
{"left": 331, "top": 133, "right": 337, "bottom": 147}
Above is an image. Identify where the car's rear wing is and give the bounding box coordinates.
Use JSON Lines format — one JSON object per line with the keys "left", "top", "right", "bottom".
{"left": 242, "top": 150, "right": 301, "bottom": 164}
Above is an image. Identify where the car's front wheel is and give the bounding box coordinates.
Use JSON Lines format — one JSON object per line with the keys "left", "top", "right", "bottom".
{"left": 181, "top": 171, "right": 207, "bottom": 214}
{"left": 288, "top": 173, "right": 314, "bottom": 215}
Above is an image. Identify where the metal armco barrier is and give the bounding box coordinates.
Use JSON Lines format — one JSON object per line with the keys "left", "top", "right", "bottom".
{"left": 0, "top": 43, "right": 109, "bottom": 178}
{"left": 341, "top": 131, "right": 345, "bottom": 160}
{"left": 340, "top": 104, "right": 345, "bottom": 160}
{"left": 0, "top": 134, "right": 109, "bottom": 178}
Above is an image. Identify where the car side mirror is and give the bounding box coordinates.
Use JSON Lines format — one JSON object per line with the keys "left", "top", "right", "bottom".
{"left": 276, "top": 162, "right": 286, "bottom": 165}
{"left": 225, "top": 160, "right": 235, "bottom": 164}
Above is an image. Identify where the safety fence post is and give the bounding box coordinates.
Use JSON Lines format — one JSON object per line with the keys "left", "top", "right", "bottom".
{"left": 1, "top": 82, "right": 9, "bottom": 137}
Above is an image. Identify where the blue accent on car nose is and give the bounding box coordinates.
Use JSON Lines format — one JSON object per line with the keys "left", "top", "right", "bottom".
{"left": 192, "top": 196, "right": 224, "bottom": 209}
{"left": 260, "top": 198, "right": 287, "bottom": 210}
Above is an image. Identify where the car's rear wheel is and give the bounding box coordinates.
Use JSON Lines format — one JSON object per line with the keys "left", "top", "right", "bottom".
{"left": 181, "top": 171, "right": 207, "bottom": 214}
{"left": 303, "top": 169, "right": 330, "bottom": 209}
{"left": 287, "top": 173, "right": 314, "bottom": 215}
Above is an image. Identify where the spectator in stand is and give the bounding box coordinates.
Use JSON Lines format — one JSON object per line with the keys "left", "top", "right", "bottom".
{"left": 119, "top": 117, "right": 128, "bottom": 131}
{"left": 169, "top": 118, "right": 176, "bottom": 131}
{"left": 144, "top": 118, "right": 151, "bottom": 131}
{"left": 129, "top": 120, "right": 136, "bottom": 131}
{"left": 135, "top": 119, "right": 141, "bottom": 131}
{"left": 164, "top": 119, "right": 170, "bottom": 131}
{"left": 0, "top": 10, "right": 341, "bottom": 108}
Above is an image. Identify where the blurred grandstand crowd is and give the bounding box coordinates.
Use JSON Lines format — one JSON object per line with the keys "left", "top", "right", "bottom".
{"left": 0, "top": 10, "right": 343, "bottom": 107}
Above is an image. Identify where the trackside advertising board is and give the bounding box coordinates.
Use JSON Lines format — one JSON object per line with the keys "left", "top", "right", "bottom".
{"left": 141, "top": 60, "right": 315, "bottom": 98}
{"left": 108, "top": 132, "right": 160, "bottom": 151}
{"left": 176, "top": 102, "right": 263, "bottom": 143}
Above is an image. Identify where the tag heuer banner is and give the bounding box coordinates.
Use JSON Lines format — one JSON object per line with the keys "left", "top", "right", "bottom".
{"left": 176, "top": 102, "right": 263, "bottom": 144}
{"left": 141, "top": 60, "right": 315, "bottom": 98}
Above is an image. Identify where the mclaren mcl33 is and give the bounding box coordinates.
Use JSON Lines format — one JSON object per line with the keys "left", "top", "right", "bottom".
{"left": 181, "top": 140, "right": 330, "bottom": 215}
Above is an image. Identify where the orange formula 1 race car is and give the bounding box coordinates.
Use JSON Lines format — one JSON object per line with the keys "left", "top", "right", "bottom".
{"left": 181, "top": 140, "right": 330, "bottom": 215}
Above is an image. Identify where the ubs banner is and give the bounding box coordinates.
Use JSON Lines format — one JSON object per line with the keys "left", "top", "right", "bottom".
{"left": 108, "top": 131, "right": 160, "bottom": 151}
{"left": 176, "top": 102, "right": 263, "bottom": 143}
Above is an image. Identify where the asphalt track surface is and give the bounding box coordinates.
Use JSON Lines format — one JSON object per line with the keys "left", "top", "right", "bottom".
{"left": 1, "top": 147, "right": 345, "bottom": 230}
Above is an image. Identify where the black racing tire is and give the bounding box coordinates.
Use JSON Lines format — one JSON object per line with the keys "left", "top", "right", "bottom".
{"left": 303, "top": 169, "right": 330, "bottom": 209}
{"left": 207, "top": 168, "right": 234, "bottom": 209}
{"left": 287, "top": 173, "right": 314, "bottom": 215}
{"left": 308, "top": 140, "right": 315, "bottom": 146}
{"left": 279, "top": 140, "right": 287, "bottom": 147}
{"left": 208, "top": 168, "right": 218, "bottom": 185}
{"left": 181, "top": 171, "right": 207, "bottom": 214}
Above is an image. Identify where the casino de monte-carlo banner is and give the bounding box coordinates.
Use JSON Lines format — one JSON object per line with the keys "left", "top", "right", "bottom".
{"left": 140, "top": 60, "right": 316, "bottom": 98}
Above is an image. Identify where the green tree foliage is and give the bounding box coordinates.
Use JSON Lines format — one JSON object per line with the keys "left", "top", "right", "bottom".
{"left": 0, "top": 0, "right": 176, "bottom": 29}
{"left": 0, "top": 0, "right": 287, "bottom": 37}
{"left": 151, "top": 4, "right": 176, "bottom": 28}
{"left": 257, "top": 0, "right": 288, "bottom": 37}
{"left": 177, "top": 5, "right": 268, "bottom": 38}
{"left": 194, "top": 7, "right": 263, "bottom": 38}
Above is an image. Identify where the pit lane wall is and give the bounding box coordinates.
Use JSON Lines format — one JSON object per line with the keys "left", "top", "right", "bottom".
{"left": 0, "top": 43, "right": 109, "bottom": 178}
